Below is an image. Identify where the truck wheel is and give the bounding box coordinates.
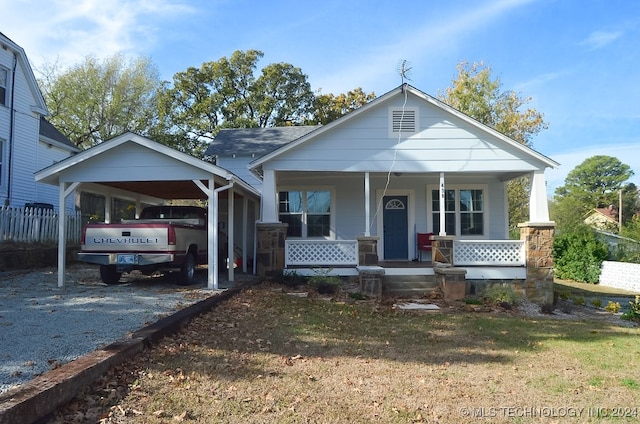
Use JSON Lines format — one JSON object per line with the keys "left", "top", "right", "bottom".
{"left": 179, "top": 252, "right": 196, "bottom": 285}
{"left": 100, "top": 265, "right": 122, "bottom": 285}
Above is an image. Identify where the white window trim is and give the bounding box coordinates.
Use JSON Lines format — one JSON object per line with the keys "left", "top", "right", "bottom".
{"left": 388, "top": 106, "right": 418, "bottom": 138}
{"left": 426, "top": 184, "right": 489, "bottom": 239}
{"left": 0, "top": 66, "right": 9, "bottom": 107}
{"left": 278, "top": 186, "right": 335, "bottom": 239}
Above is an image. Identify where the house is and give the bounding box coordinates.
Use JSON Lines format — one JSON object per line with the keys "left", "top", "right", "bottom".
{"left": 208, "top": 84, "right": 559, "bottom": 302}
{"left": 584, "top": 206, "right": 620, "bottom": 232}
{"left": 0, "top": 32, "right": 79, "bottom": 210}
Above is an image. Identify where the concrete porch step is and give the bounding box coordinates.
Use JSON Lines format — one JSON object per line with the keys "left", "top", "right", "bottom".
{"left": 382, "top": 275, "right": 439, "bottom": 297}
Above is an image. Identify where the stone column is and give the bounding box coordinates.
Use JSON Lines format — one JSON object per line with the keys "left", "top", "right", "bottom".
{"left": 432, "top": 235, "right": 455, "bottom": 265}
{"left": 518, "top": 222, "right": 556, "bottom": 304}
{"left": 435, "top": 266, "right": 468, "bottom": 301}
{"left": 357, "top": 236, "right": 379, "bottom": 265}
{"left": 256, "top": 222, "right": 288, "bottom": 278}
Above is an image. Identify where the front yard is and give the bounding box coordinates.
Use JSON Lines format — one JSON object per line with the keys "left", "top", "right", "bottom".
{"left": 49, "top": 282, "right": 640, "bottom": 423}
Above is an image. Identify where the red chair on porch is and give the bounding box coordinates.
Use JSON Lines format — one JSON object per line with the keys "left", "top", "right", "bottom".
{"left": 417, "top": 232, "right": 433, "bottom": 261}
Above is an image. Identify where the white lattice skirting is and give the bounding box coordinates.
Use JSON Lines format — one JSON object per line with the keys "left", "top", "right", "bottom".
{"left": 285, "top": 240, "right": 358, "bottom": 266}
{"left": 453, "top": 240, "right": 525, "bottom": 266}
{"left": 600, "top": 261, "right": 640, "bottom": 292}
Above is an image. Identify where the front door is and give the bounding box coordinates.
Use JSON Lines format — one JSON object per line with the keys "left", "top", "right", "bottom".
{"left": 383, "top": 195, "right": 408, "bottom": 260}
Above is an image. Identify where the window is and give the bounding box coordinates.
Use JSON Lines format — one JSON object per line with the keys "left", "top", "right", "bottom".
{"left": 388, "top": 107, "right": 418, "bottom": 136}
{"left": 279, "top": 190, "right": 331, "bottom": 238}
{"left": 0, "top": 67, "right": 8, "bottom": 106}
{"left": 430, "top": 187, "right": 485, "bottom": 237}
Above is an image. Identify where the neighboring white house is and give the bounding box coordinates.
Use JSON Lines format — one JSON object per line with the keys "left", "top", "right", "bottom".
{"left": 0, "top": 32, "right": 79, "bottom": 210}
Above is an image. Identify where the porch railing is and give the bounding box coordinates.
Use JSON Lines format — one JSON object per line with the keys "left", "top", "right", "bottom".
{"left": 453, "top": 240, "right": 525, "bottom": 266}
{"left": 285, "top": 239, "right": 358, "bottom": 266}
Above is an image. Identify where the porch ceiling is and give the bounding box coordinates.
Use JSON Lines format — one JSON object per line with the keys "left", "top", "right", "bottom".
{"left": 98, "top": 180, "right": 232, "bottom": 200}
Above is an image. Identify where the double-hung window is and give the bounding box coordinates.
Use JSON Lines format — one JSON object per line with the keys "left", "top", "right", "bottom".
{"left": 0, "top": 67, "right": 8, "bottom": 106}
{"left": 429, "top": 185, "right": 486, "bottom": 237}
{"left": 279, "top": 189, "right": 332, "bottom": 238}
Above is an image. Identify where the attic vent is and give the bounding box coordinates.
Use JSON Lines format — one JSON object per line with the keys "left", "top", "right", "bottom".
{"left": 389, "top": 107, "right": 418, "bottom": 136}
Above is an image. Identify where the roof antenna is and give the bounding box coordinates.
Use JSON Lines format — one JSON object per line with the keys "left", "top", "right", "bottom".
{"left": 397, "top": 59, "right": 412, "bottom": 90}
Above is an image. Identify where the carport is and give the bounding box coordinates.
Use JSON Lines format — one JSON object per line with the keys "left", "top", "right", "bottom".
{"left": 34, "top": 132, "right": 261, "bottom": 290}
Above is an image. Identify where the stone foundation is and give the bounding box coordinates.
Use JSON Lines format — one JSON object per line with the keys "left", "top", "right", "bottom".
{"left": 357, "top": 265, "right": 385, "bottom": 297}
{"left": 357, "top": 236, "right": 379, "bottom": 265}
{"left": 256, "top": 222, "right": 288, "bottom": 278}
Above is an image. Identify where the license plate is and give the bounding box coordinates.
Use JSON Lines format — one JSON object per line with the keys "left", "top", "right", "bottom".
{"left": 117, "top": 254, "right": 136, "bottom": 265}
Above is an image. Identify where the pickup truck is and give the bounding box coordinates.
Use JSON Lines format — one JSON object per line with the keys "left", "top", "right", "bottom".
{"left": 78, "top": 205, "right": 212, "bottom": 285}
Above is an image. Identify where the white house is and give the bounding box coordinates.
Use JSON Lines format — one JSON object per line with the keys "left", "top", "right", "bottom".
{"left": 0, "top": 32, "right": 79, "bottom": 210}
{"left": 207, "top": 84, "right": 559, "bottom": 301}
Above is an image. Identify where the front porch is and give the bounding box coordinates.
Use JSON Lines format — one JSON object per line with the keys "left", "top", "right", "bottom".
{"left": 259, "top": 223, "right": 554, "bottom": 304}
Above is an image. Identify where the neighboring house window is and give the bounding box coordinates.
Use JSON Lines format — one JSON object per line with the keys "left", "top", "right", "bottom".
{"left": 0, "top": 67, "right": 8, "bottom": 106}
{"left": 279, "top": 189, "right": 331, "bottom": 238}
{"left": 430, "top": 186, "right": 485, "bottom": 237}
{"left": 388, "top": 107, "right": 418, "bottom": 137}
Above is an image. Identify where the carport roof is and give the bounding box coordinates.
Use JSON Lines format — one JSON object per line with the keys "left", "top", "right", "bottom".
{"left": 35, "top": 132, "right": 260, "bottom": 200}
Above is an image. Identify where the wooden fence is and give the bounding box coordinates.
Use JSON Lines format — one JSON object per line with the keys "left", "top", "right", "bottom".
{"left": 0, "top": 206, "right": 82, "bottom": 244}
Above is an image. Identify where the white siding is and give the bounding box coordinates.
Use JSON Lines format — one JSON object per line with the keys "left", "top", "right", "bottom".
{"left": 264, "top": 97, "right": 540, "bottom": 174}
{"left": 216, "top": 156, "right": 262, "bottom": 191}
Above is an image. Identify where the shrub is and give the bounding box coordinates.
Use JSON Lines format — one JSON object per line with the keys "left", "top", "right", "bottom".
{"left": 553, "top": 230, "right": 608, "bottom": 283}
{"left": 483, "top": 284, "right": 518, "bottom": 305}
{"left": 308, "top": 268, "right": 342, "bottom": 295}
{"left": 590, "top": 298, "right": 603, "bottom": 308}
{"left": 605, "top": 301, "right": 621, "bottom": 314}
{"left": 622, "top": 295, "right": 640, "bottom": 322}
{"left": 571, "top": 295, "right": 585, "bottom": 306}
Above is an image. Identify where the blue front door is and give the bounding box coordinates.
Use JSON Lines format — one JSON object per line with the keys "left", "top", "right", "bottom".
{"left": 383, "top": 195, "right": 408, "bottom": 260}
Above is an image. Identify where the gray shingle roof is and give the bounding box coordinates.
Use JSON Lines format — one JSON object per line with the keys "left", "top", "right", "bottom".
{"left": 204, "top": 126, "right": 320, "bottom": 157}
{"left": 39, "top": 117, "right": 79, "bottom": 151}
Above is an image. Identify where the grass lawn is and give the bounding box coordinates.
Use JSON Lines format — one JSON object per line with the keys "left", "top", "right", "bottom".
{"left": 50, "top": 283, "right": 640, "bottom": 423}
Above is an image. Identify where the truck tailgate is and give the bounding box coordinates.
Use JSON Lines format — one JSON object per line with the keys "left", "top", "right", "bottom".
{"left": 82, "top": 224, "right": 170, "bottom": 252}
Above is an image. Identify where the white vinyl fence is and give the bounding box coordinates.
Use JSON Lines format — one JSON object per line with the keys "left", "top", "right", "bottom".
{"left": 0, "top": 206, "right": 82, "bottom": 244}
{"left": 599, "top": 261, "right": 640, "bottom": 293}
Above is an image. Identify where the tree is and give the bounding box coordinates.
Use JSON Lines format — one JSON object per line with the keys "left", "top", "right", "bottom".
{"left": 156, "top": 50, "right": 316, "bottom": 155}
{"left": 38, "top": 54, "right": 161, "bottom": 149}
{"left": 438, "top": 61, "right": 548, "bottom": 232}
{"left": 307, "top": 88, "right": 376, "bottom": 125}
{"left": 553, "top": 155, "right": 635, "bottom": 229}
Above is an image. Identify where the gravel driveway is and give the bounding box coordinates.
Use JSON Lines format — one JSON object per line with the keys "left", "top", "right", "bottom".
{"left": 0, "top": 264, "right": 237, "bottom": 394}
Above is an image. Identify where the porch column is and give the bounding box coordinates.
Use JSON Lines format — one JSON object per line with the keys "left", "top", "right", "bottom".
{"left": 518, "top": 222, "right": 556, "bottom": 304}
{"left": 431, "top": 235, "right": 455, "bottom": 265}
{"left": 256, "top": 222, "right": 288, "bottom": 277}
{"left": 439, "top": 172, "right": 446, "bottom": 236}
{"left": 364, "top": 172, "right": 370, "bottom": 236}
{"left": 529, "top": 170, "right": 550, "bottom": 222}
{"left": 261, "top": 169, "right": 278, "bottom": 222}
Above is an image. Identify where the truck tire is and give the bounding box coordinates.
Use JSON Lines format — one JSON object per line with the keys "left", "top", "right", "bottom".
{"left": 179, "top": 252, "right": 196, "bottom": 285}
{"left": 100, "top": 265, "right": 122, "bottom": 285}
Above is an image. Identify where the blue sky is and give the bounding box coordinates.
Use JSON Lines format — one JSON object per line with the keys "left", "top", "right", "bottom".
{"left": 1, "top": 0, "right": 638, "bottom": 195}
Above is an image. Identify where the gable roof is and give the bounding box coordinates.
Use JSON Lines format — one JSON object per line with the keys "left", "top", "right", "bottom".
{"left": 204, "top": 125, "right": 320, "bottom": 157}
{"left": 35, "top": 132, "right": 260, "bottom": 199}
{"left": 39, "top": 117, "right": 80, "bottom": 152}
{"left": 250, "top": 84, "right": 560, "bottom": 171}
{"left": 0, "top": 31, "right": 48, "bottom": 116}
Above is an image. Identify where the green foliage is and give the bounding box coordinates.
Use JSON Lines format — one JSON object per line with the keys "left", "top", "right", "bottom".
{"left": 571, "top": 295, "right": 585, "bottom": 306}
{"left": 276, "top": 271, "right": 307, "bottom": 288}
{"left": 621, "top": 295, "right": 640, "bottom": 322}
{"left": 553, "top": 229, "right": 608, "bottom": 283}
{"left": 590, "top": 298, "right": 603, "bottom": 308}
{"left": 307, "top": 268, "right": 342, "bottom": 295}
{"left": 483, "top": 284, "right": 518, "bottom": 305}
{"left": 438, "top": 61, "right": 547, "bottom": 230}
{"left": 307, "top": 88, "right": 376, "bottom": 125}
{"left": 605, "top": 301, "right": 621, "bottom": 313}
{"left": 553, "top": 156, "right": 635, "bottom": 232}
{"left": 38, "top": 54, "right": 161, "bottom": 149}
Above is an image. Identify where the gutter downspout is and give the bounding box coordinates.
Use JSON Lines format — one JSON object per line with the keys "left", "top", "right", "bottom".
{"left": 6, "top": 51, "right": 17, "bottom": 205}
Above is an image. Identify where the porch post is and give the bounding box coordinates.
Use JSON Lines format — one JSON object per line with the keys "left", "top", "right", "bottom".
{"left": 227, "top": 186, "right": 234, "bottom": 282}
{"left": 439, "top": 172, "right": 446, "bottom": 236}
{"left": 529, "top": 170, "right": 550, "bottom": 222}
{"left": 364, "top": 172, "right": 370, "bottom": 236}
{"left": 518, "top": 222, "right": 556, "bottom": 305}
{"left": 261, "top": 169, "right": 278, "bottom": 222}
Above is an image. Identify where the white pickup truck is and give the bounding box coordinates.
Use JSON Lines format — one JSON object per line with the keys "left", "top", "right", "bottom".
{"left": 78, "top": 205, "right": 213, "bottom": 285}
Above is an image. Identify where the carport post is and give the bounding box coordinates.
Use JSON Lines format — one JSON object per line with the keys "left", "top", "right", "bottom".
{"left": 211, "top": 181, "right": 233, "bottom": 290}
{"left": 57, "top": 181, "right": 79, "bottom": 288}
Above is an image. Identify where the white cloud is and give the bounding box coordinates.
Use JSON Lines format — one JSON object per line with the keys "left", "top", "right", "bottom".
{"left": 580, "top": 30, "right": 622, "bottom": 50}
